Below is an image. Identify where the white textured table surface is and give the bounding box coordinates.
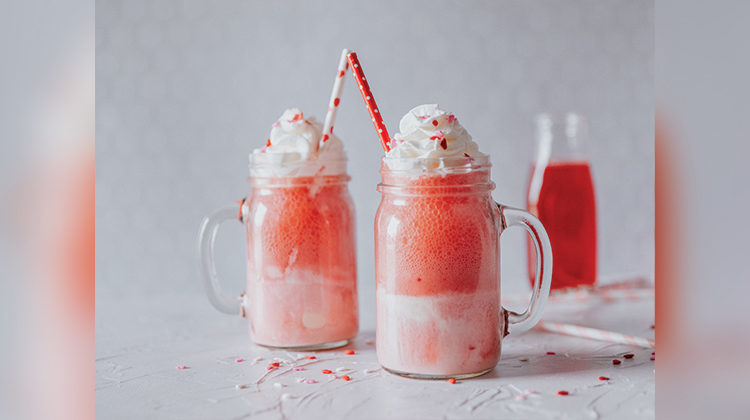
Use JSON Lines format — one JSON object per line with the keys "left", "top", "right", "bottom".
{"left": 96, "top": 292, "right": 654, "bottom": 419}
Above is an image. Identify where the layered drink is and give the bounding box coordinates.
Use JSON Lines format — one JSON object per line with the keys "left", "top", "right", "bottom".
{"left": 375, "top": 104, "right": 503, "bottom": 377}
{"left": 244, "top": 108, "right": 358, "bottom": 349}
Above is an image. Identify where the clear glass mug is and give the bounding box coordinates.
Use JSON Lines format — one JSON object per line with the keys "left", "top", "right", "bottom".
{"left": 375, "top": 155, "right": 552, "bottom": 378}
{"left": 198, "top": 165, "right": 359, "bottom": 350}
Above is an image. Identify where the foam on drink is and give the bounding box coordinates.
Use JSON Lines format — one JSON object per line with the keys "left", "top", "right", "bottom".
{"left": 384, "top": 104, "right": 486, "bottom": 171}
{"left": 250, "top": 108, "right": 346, "bottom": 177}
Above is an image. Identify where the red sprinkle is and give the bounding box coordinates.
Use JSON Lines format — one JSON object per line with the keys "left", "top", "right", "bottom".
{"left": 322, "top": 369, "right": 332, "bottom": 374}
{"left": 330, "top": 126, "right": 334, "bottom": 133}
{"left": 306, "top": 356, "right": 317, "bottom": 360}
{"left": 623, "top": 353, "right": 635, "bottom": 359}
{"left": 340, "top": 375, "right": 351, "bottom": 381}
{"left": 344, "top": 350, "right": 355, "bottom": 355}
{"left": 432, "top": 119, "right": 438, "bottom": 126}
{"left": 338, "top": 70, "right": 345, "bottom": 78}
{"left": 650, "top": 356, "right": 655, "bottom": 361}
{"left": 469, "top": 346, "right": 476, "bottom": 351}
{"left": 235, "top": 358, "right": 244, "bottom": 363}
{"left": 333, "top": 98, "right": 340, "bottom": 107}
{"left": 546, "top": 352, "right": 556, "bottom": 355}
{"left": 651, "top": 351, "right": 655, "bottom": 355}
{"left": 270, "top": 362, "right": 280, "bottom": 367}
{"left": 176, "top": 365, "right": 187, "bottom": 370}
{"left": 440, "top": 138, "right": 448, "bottom": 150}
{"left": 266, "top": 139, "right": 271, "bottom": 147}
{"left": 322, "top": 134, "right": 329, "bottom": 142}
{"left": 447, "top": 378, "right": 456, "bottom": 384}
{"left": 612, "top": 359, "right": 621, "bottom": 365}
{"left": 650, "top": 324, "right": 655, "bottom": 329}
{"left": 557, "top": 390, "right": 569, "bottom": 396}
{"left": 598, "top": 376, "right": 610, "bottom": 381}
{"left": 417, "top": 277, "right": 422, "bottom": 282}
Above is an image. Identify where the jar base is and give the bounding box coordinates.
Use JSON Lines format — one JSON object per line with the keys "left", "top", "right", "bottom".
{"left": 255, "top": 338, "right": 351, "bottom": 351}
{"left": 383, "top": 366, "right": 494, "bottom": 380}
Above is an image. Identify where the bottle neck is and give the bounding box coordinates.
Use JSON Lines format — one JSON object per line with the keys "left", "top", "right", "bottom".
{"left": 535, "top": 113, "right": 587, "bottom": 162}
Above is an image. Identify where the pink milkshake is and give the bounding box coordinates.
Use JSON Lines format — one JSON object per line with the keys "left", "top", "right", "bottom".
{"left": 375, "top": 105, "right": 552, "bottom": 378}
{"left": 199, "top": 108, "right": 358, "bottom": 350}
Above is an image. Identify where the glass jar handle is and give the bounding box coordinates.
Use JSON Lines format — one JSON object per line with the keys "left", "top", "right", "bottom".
{"left": 497, "top": 204, "right": 552, "bottom": 335}
{"left": 197, "top": 201, "right": 246, "bottom": 315}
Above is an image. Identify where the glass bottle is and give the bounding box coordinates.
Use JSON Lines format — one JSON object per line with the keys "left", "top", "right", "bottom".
{"left": 527, "top": 113, "right": 597, "bottom": 290}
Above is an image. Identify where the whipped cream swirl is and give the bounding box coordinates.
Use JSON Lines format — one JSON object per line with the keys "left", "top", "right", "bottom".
{"left": 385, "top": 104, "right": 486, "bottom": 171}
{"left": 250, "top": 108, "right": 346, "bottom": 177}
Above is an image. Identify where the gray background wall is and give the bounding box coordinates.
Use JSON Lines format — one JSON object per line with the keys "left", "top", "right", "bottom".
{"left": 96, "top": 0, "right": 653, "bottom": 319}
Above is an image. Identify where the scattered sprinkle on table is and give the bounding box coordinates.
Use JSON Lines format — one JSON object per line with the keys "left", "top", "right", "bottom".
{"left": 322, "top": 369, "right": 332, "bottom": 374}
{"left": 235, "top": 384, "right": 247, "bottom": 390}
{"left": 650, "top": 356, "right": 655, "bottom": 361}
{"left": 447, "top": 378, "right": 456, "bottom": 384}
{"left": 270, "top": 362, "right": 280, "bottom": 367}
{"left": 557, "top": 390, "right": 569, "bottom": 396}
{"left": 340, "top": 375, "right": 351, "bottom": 381}
{"left": 546, "top": 351, "right": 556, "bottom": 355}
{"left": 623, "top": 353, "right": 635, "bottom": 359}
{"left": 235, "top": 358, "right": 244, "bottom": 363}
{"left": 598, "top": 376, "right": 610, "bottom": 381}
{"left": 176, "top": 365, "right": 188, "bottom": 370}
{"left": 344, "top": 350, "right": 355, "bottom": 355}
{"left": 306, "top": 356, "right": 317, "bottom": 360}
{"left": 293, "top": 367, "right": 305, "bottom": 371}
{"left": 612, "top": 359, "right": 622, "bottom": 365}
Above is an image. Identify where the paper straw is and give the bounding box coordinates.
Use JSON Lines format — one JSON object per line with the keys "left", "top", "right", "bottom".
{"left": 320, "top": 48, "right": 350, "bottom": 148}
{"left": 538, "top": 321, "right": 655, "bottom": 349}
{"left": 346, "top": 51, "right": 391, "bottom": 152}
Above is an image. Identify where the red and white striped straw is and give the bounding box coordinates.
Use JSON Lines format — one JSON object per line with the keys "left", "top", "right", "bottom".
{"left": 320, "top": 48, "right": 350, "bottom": 149}
{"left": 538, "top": 321, "right": 655, "bottom": 349}
{"left": 346, "top": 51, "right": 391, "bottom": 152}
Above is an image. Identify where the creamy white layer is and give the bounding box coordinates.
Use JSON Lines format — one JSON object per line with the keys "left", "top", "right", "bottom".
{"left": 250, "top": 108, "right": 347, "bottom": 177}
{"left": 385, "top": 104, "right": 487, "bottom": 171}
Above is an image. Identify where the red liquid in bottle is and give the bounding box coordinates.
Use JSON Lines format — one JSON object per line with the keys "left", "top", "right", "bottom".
{"left": 527, "top": 161, "right": 596, "bottom": 290}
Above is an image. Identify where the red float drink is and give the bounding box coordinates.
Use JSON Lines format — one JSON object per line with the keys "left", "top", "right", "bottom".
{"left": 199, "top": 108, "right": 358, "bottom": 350}
{"left": 243, "top": 173, "right": 358, "bottom": 347}
{"left": 375, "top": 105, "right": 552, "bottom": 378}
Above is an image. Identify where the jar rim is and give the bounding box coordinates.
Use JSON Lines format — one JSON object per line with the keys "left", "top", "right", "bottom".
{"left": 248, "top": 173, "right": 351, "bottom": 187}
{"left": 377, "top": 181, "right": 496, "bottom": 196}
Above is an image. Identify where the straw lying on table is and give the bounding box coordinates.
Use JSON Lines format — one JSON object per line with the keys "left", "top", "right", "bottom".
{"left": 538, "top": 321, "right": 655, "bottom": 349}
{"left": 346, "top": 51, "right": 391, "bottom": 152}
{"left": 320, "top": 48, "right": 350, "bottom": 149}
